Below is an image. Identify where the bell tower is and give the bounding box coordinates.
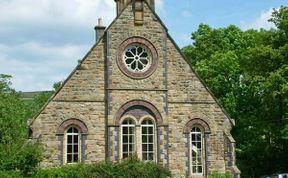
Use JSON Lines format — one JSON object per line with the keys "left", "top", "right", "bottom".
{"left": 114, "top": 0, "right": 155, "bottom": 16}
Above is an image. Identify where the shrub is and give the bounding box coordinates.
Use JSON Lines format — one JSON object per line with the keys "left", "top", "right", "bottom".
{"left": 208, "top": 172, "right": 232, "bottom": 178}
{"left": 33, "top": 164, "right": 86, "bottom": 178}
{"left": 33, "top": 156, "right": 170, "bottom": 178}
{"left": 33, "top": 156, "right": 171, "bottom": 178}
{"left": 0, "top": 170, "right": 23, "bottom": 178}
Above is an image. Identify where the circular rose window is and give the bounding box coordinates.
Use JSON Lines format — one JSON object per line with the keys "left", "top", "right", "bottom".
{"left": 118, "top": 37, "right": 158, "bottom": 79}
{"left": 123, "top": 44, "right": 151, "bottom": 72}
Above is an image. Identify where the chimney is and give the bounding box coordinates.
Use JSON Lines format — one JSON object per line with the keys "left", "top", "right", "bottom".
{"left": 114, "top": 0, "right": 155, "bottom": 16}
{"left": 94, "top": 18, "right": 106, "bottom": 42}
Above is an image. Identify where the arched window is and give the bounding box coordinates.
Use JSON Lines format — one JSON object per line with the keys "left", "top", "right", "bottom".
{"left": 141, "top": 119, "right": 155, "bottom": 161}
{"left": 65, "top": 127, "right": 80, "bottom": 164}
{"left": 121, "top": 118, "right": 136, "bottom": 159}
{"left": 190, "top": 127, "right": 204, "bottom": 175}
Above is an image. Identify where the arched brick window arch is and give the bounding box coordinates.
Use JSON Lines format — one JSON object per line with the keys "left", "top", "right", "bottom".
{"left": 57, "top": 119, "right": 88, "bottom": 165}
{"left": 115, "top": 100, "right": 163, "bottom": 125}
{"left": 183, "top": 118, "right": 211, "bottom": 134}
{"left": 58, "top": 118, "right": 88, "bottom": 134}
{"left": 183, "top": 118, "right": 211, "bottom": 177}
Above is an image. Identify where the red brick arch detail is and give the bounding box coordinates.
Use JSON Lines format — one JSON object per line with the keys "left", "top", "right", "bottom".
{"left": 58, "top": 119, "right": 88, "bottom": 134}
{"left": 183, "top": 118, "right": 211, "bottom": 134}
{"left": 115, "top": 100, "right": 163, "bottom": 125}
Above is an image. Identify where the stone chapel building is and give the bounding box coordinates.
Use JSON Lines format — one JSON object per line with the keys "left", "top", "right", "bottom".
{"left": 29, "top": 0, "right": 240, "bottom": 177}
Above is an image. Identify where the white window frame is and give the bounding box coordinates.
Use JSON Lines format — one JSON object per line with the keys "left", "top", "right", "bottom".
{"left": 64, "top": 126, "right": 81, "bottom": 164}
{"left": 190, "top": 127, "right": 204, "bottom": 175}
{"left": 120, "top": 116, "right": 137, "bottom": 159}
{"left": 119, "top": 115, "right": 157, "bottom": 162}
{"left": 140, "top": 116, "right": 156, "bottom": 161}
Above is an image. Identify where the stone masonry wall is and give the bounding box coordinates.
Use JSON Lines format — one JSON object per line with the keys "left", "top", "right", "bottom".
{"left": 31, "top": 40, "right": 106, "bottom": 167}
{"left": 30, "top": 1, "right": 237, "bottom": 177}
{"left": 166, "top": 38, "right": 231, "bottom": 176}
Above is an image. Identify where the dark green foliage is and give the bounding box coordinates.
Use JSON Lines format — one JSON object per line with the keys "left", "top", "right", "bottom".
{"left": 208, "top": 172, "right": 232, "bottom": 178}
{"left": 0, "top": 74, "right": 43, "bottom": 177}
{"left": 0, "top": 170, "right": 23, "bottom": 178}
{"left": 182, "top": 6, "right": 288, "bottom": 178}
{"left": 24, "top": 81, "right": 62, "bottom": 119}
{"left": 33, "top": 156, "right": 171, "bottom": 178}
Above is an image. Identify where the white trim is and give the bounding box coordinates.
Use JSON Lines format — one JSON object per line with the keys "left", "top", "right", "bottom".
{"left": 140, "top": 116, "right": 157, "bottom": 161}
{"left": 64, "top": 127, "right": 81, "bottom": 164}
{"left": 120, "top": 117, "right": 136, "bottom": 159}
{"left": 190, "top": 127, "right": 204, "bottom": 175}
{"left": 119, "top": 115, "right": 157, "bottom": 162}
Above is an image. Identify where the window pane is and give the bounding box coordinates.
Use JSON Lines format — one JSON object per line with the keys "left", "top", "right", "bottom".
{"left": 67, "top": 155, "right": 72, "bottom": 163}
{"left": 147, "top": 120, "right": 153, "bottom": 124}
{"left": 192, "top": 134, "right": 196, "bottom": 141}
{"left": 67, "top": 145, "right": 72, "bottom": 153}
{"left": 123, "top": 144, "right": 128, "bottom": 152}
{"left": 148, "top": 144, "right": 153, "bottom": 151}
{"left": 148, "top": 127, "right": 153, "bottom": 134}
{"left": 74, "top": 135, "right": 79, "bottom": 143}
{"left": 129, "top": 127, "right": 134, "bottom": 133}
{"left": 197, "top": 134, "right": 201, "bottom": 140}
{"left": 148, "top": 153, "right": 154, "bottom": 160}
{"left": 143, "top": 144, "right": 147, "bottom": 151}
{"left": 123, "top": 135, "right": 128, "bottom": 143}
{"left": 142, "top": 135, "right": 147, "bottom": 142}
{"left": 142, "top": 127, "right": 147, "bottom": 134}
{"left": 148, "top": 135, "right": 153, "bottom": 142}
{"left": 74, "top": 154, "right": 79, "bottom": 162}
{"left": 129, "top": 144, "right": 134, "bottom": 152}
{"left": 196, "top": 142, "right": 201, "bottom": 149}
{"left": 129, "top": 135, "right": 134, "bottom": 143}
{"left": 123, "top": 127, "right": 128, "bottom": 134}
{"left": 74, "top": 145, "right": 78, "bottom": 153}
{"left": 192, "top": 166, "right": 197, "bottom": 173}
{"left": 67, "top": 128, "right": 73, "bottom": 133}
{"left": 192, "top": 142, "right": 197, "bottom": 147}
{"left": 68, "top": 135, "right": 72, "bottom": 144}
{"left": 198, "top": 166, "right": 202, "bottom": 173}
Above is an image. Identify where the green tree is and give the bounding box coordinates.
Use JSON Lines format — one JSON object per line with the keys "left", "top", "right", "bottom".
{"left": 183, "top": 6, "right": 288, "bottom": 177}
{"left": 0, "top": 74, "right": 42, "bottom": 176}
{"left": 25, "top": 81, "right": 62, "bottom": 119}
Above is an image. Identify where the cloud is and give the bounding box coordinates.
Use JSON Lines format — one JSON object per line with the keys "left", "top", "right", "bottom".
{"left": 0, "top": 0, "right": 116, "bottom": 91}
{"left": 0, "top": 0, "right": 115, "bottom": 27}
{"left": 0, "top": 0, "right": 116, "bottom": 46}
{"left": 240, "top": 8, "right": 276, "bottom": 30}
{"left": 155, "top": 0, "right": 165, "bottom": 14}
{"left": 0, "top": 42, "right": 89, "bottom": 91}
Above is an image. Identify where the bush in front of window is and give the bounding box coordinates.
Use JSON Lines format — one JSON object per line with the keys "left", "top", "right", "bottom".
{"left": 33, "top": 155, "right": 171, "bottom": 178}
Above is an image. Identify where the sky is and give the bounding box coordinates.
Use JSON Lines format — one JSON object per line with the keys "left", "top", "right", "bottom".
{"left": 0, "top": 0, "right": 287, "bottom": 92}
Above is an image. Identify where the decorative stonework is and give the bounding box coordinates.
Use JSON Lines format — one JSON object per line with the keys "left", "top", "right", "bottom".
{"left": 57, "top": 118, "right": 88, "bottom": 134}
{"left": 183, "top": 118, "right": 211, "bottom": 134}
{"left": 115, "top": 100, "right": 163, "bottom": 125}
{"left": 117, "top": 37, "right": 158, "bottom": 79}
